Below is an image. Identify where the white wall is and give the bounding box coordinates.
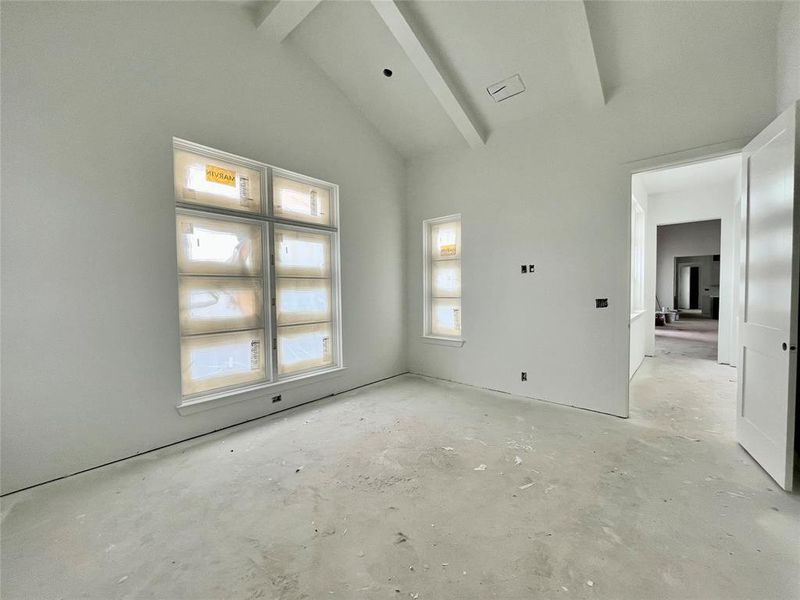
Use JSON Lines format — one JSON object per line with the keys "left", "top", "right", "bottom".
{"left": 0, "top": 2, "right": 407, "bottom": 494}
{"left": 776, "top": 0, "right": 800, "bottom": 114}
{"left": 645, "top": 182, "right": 738, "bottom": 365}
{"left": 655, "top": 219, "right": 721, "bottom": 310}
{"left": 629, "top": 177, "right": 649, "bottom": 378}
{"left": 405, "top": 47, "right": 773, "bottom": 417}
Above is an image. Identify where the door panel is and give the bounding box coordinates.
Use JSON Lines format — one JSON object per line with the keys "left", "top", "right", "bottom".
{"left": 737, "top": 101, "right": 798, "bottom": 491}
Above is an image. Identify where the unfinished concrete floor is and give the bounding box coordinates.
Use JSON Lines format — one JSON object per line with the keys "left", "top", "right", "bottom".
{"left": 2, "top": 329, "right": 799, "bottom": 599}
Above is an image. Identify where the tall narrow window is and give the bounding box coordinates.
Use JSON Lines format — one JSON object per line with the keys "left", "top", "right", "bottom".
{"left": 173, "top": 139, "right": 341, "bottom": 406}
{"left": 424, "top": 215, "right": 463, "bottom": 341}
{"left": 630, "top": 195, "right": 645, "bottom": 314}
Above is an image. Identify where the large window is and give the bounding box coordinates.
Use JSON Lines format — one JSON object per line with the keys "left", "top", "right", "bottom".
{"left": 423, "top": 215, "right": 463, "bottom": 342}
{"left": 173, "top": 139, "right": 341, "bottom": 404}
{"left": 630, "top": 195, "right": 645, "bottom": 314}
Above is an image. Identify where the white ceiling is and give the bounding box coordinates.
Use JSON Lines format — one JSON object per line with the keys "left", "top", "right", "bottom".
{"left": 637, "top": 154, "right": 741, "bottom": 196}
{"left": 288, "top": 0, "right": 464, "bottom": 157}
{"left": 585, "top": 1, "right": 781, "bottom": 96}
{"left": 242, "top": 1, "right": 783, "bottom": 159}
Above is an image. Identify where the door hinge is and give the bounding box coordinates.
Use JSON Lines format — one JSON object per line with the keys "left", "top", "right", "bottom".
{"left": 272, "top": 338, "right": 277, "bottom": 351}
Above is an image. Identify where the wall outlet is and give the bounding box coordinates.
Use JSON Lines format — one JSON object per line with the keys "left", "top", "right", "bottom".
{"left": 528, "top": 264, "right": 535, "bottom": 273}
{"left": 521, "top": 371, "right": 527, "bottom": 382}
{"left": 595, "top": 298, "right": 609, "bottom": 308}
{"left": 272, "top": 394, "right": 282, "bottom": 403}
{"left": 521, "top": 265, "right": 527, "bottom": 274}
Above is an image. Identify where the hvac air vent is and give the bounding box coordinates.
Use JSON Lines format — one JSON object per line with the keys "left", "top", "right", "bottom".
{"left": 487, "top": 74, "right": 526, "bottom": 103}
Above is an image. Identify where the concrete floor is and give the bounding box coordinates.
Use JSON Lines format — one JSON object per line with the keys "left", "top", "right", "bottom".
{"left": 2, "top": 326, "right": 799, "bottom": 599}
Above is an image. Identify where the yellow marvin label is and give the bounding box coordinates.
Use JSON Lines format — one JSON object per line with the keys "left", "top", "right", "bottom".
{"left": 205, "top": 164, "right": 236, "bottom": 187}
{"left": 440, "top": 244, "right": 457, "bottom": 257}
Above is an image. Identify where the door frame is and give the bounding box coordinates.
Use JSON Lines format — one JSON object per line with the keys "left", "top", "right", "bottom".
{"left": 625, "top": 139, "right": 747, "bottom": 415}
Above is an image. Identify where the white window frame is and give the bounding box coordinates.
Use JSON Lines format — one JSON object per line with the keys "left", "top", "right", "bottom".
{"left": 173, "top": 138, "right": 344, "bottom": 414}
{"left": 630, "top": 194, "right": 646, "bottom": 317}
{"left": 422, "top": 214, "right": 465, "bottom": 347}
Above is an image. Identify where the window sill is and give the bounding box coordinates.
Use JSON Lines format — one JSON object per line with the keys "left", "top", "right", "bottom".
{"left": 630, "top": 310, "right": 646, "bottom": 322}
{"left": 421, "top": 335, "right": 465, "bottom": 347}
{"left": 177, "top": 366, "right": 347, "bottom": 416}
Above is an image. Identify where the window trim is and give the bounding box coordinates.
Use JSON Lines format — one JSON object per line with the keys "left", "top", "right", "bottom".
{"left": 422, "top": 213, "right": 464, "bottom": 345}
{"left": 173, "top": 138, "right": 343, "bottom": 412}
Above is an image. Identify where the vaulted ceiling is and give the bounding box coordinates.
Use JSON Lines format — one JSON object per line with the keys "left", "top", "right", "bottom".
{"left": 241, "top": 0, "right": 782, "bottom": 159}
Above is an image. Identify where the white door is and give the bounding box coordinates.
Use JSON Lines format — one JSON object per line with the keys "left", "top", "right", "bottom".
{"left": 737, "top": 101, "right": 798, "bottom": 491}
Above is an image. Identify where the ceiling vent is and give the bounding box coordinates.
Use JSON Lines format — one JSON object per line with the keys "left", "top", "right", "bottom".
{"left": 487, "top": 74, "right": 526, "bottom": 103}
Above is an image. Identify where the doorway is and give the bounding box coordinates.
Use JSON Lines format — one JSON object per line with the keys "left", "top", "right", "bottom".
{"left": 628, "top": 154, "right": 740, "bottom": 437}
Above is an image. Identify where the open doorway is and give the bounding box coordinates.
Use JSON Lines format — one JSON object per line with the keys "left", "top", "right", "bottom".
{"left": 655, "top": 220, "right": 721, "bottom": 362}
{"left": 628, "top": 154, "right": 740, "bottom": 437}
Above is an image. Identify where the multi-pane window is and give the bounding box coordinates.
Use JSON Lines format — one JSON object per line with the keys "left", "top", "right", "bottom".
{"left": 173, "top": 139, "right": 341, "bottom": 402}
{"left": 424, "top": 215, "right": 462, "bottom": 340}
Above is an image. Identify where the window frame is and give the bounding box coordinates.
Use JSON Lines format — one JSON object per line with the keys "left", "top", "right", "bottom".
{"left": 173, "top": 138, "right": 344, "bottom": 413}
{"left": 422, "top": 214, "right": 465, "bottom": 347}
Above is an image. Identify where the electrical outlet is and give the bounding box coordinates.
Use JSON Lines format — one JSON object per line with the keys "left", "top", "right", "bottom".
{"left": 528, "top": 264, "right": 535, "bottom": 273}
{"left": 521, "top": 265, "right": 527, "bottom": 274}
{"left": 272, "top": 394, "right": 282, "bottom": 403}
{"left": 521, "top": 371, "right": 527, "bottom": 382}
{"left": 595, "top": 298, "right": 608, "bottom": 308}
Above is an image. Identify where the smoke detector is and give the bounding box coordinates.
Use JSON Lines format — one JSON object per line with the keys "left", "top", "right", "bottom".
{"left": 487, "top": 74, "right": 526, "bottom": 103}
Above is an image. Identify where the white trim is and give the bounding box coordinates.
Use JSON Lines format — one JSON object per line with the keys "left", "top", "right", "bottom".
{"left": 177, "top": 367, "right": 347, "bottom": 415}
{"left": 421, "top": 335, "right": 465, "bottom": 348}
{"left": 630, "top": 309, "right": 646, "bottom": 321}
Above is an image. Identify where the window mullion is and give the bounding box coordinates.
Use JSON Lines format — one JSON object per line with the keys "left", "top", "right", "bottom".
{"left": 267, "top": 221, "right": 279, "bottom": 381}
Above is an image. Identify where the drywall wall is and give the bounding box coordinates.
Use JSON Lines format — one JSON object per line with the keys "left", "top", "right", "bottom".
{"left": 776, "top": 0, "right": 800, "bottom": 113}
{"left": 629, "top": 177, "right": 649, "bottom": 378}
{"left": 656, "top": 220, "right": 721, "bottom": 311}
{"left": 0, "top": 2, "right": 406, "bottom": 494}
{"left": 405, "top": 48, "right": 771, "bottom": 417}
{"left": 645, "top": 183, "right": 738, "bottom": 366}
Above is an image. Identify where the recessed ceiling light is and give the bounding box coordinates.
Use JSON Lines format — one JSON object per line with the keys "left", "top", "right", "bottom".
{"left": 487, "top": 74, "right": 526, "bottom": 102}
{"left": 383, "top": 68, "right": 393, "bottom": 78}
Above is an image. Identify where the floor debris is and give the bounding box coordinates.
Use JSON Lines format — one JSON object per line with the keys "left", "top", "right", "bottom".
{"left": 441, "top": 447, "right": 454, "bottom": 451}
{"left": 514, "top": 456, "right": 522, "bottom": 465}
{"left": 587, "top": 580, "right": 594, "bottom": 587}
{"left": 473, "top": 464, "right": 487, "bottom": 471}
{"left": 518, "top": 482, "right": 534, "bottom": 490}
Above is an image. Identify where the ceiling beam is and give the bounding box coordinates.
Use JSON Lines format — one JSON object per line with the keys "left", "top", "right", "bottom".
{"left": 255, "top": 1, "right": 322, "bottom": 43}
{"left": 563, "top": 1, "right": 606, "bottom": 108}
{"left": 369, "top": 0, "right": 485, "bottom": 149}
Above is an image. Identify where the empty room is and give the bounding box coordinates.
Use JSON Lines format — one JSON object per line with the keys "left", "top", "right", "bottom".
{"left": 1, "top": 1, "right": 799, "bottom": 598}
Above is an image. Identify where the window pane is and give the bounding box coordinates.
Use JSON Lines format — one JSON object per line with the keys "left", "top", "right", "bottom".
{"left": 180, "top": 329, "right": 266, "bottom": 396}
{"left": 276, "top": 278, "right": 332, "bottom": 326}
{"left": 277, "top": 322, "right": 333, "bottom": 376}
{"left": 176, "top": 214, "right": 262, "bottom": 276}
{"left": 273, "top": 175, "right": 332, "bottom": 226}
{"left": 431, "top": 298, "right": 462, "bottom": 337}
{"left": 432, "top": 259, "right": 461, "bottom": 298}
{"left": 179, "top": 276, "right": 263, "bottom": 335}
{"left": 431, "top": 220, "right": 461, "bottom": 260}
{"left": 174, "top": 149, "right": 262, "bottom": 214}
{"left": 274, "top": 228, "right": 331, "bottom": 278}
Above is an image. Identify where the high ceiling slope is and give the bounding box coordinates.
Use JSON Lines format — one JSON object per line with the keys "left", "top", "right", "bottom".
{"left": 288, "top": 0, "right": 465, "bottom": 157}
{"left": 245, "top": 1, "right": 782, "bottom": 158}
{"left": 585, "top": 1, "right": 781, "bottom": 95}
